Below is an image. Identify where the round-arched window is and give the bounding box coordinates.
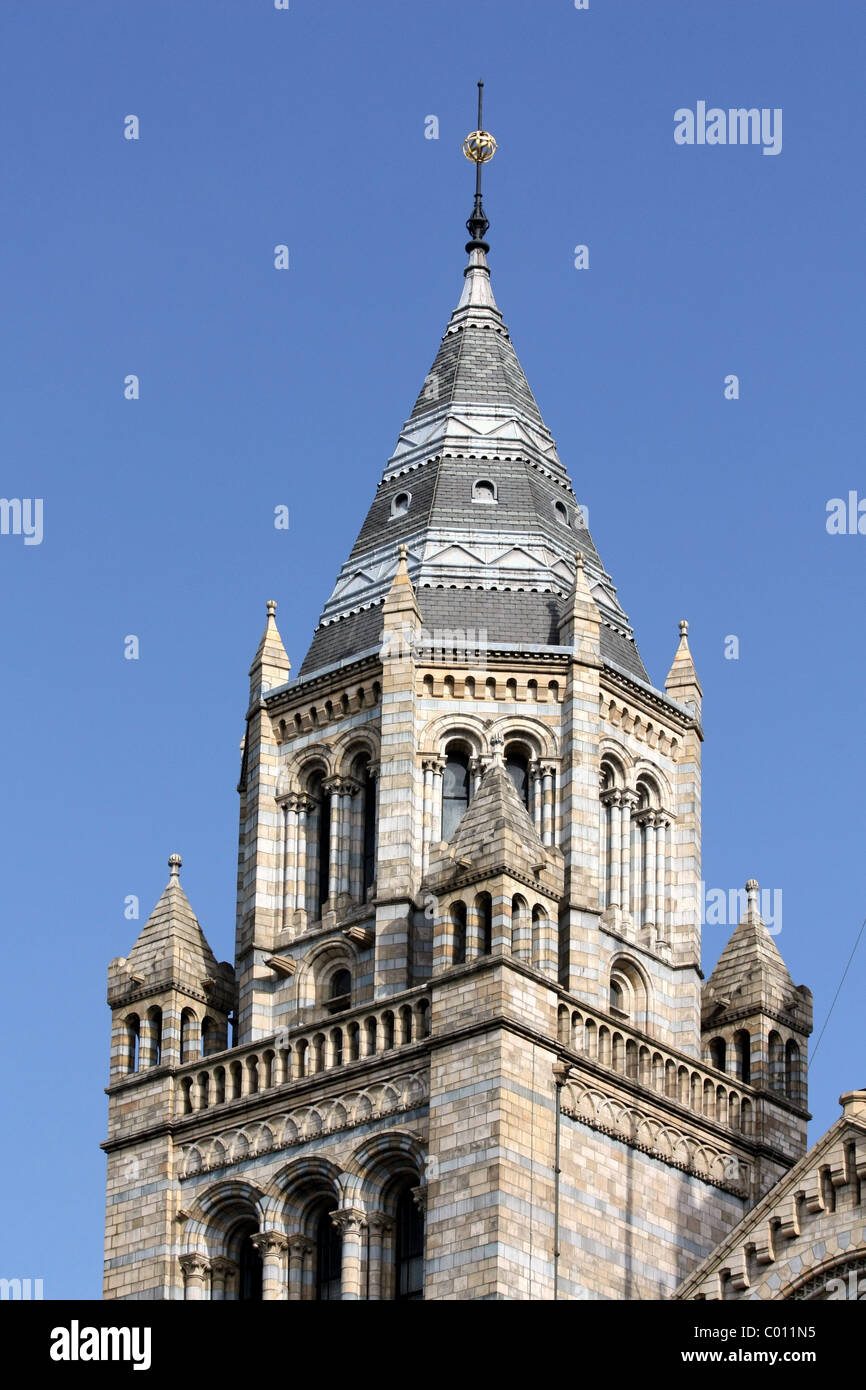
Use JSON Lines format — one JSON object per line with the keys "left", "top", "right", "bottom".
{"left": 391, "top": 491, "right": 411, "bottom": 518}
{"left": 327, "top": 969, "right": 351, "bottom": 1015}
{"left": 472, "top": 479, "right": 497, "bottom": 504}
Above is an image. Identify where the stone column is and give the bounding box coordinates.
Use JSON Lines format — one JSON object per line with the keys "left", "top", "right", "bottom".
{"left": 251, "top": 1231, "right": 288, "bottom": 1301}
{"left": 421, "top": 760, "right": 434, "bottom": 875}
{"left": 210, "top": 1256, "right": 236, "bottom": 1301}
{"left": 655, "top": 815, "right": 668, "bottom": 941}
{"left": 641, "top": 813, "right": 657, "bottom": 929}
{"left": 180, "top": 1253, "right": 210, "bottom": 1301}
{"left": 541, "top": 765, "right": 555, "bottom": 847}
{"left": 603, "top": 790, "right": 622, "bottom": 908}
{"left": 332, "top": 1209, "right": 367, "bottom": 1300}
{"left": 293, "top": 794, "right": 311, "bottom": 917}
{"left": 528, "top": 761, "right": 542, "bottom": 834}
{"left": 621, "top": 791, "right": 638, "bottom": 922}
{"left": 339, "top": 781, "right": 358, "bottom": 899}
{"left": 287, "top": 1235, "right": 314, "bottom": 1301}
{"left": 283, "top": 796, "right": 299, "bottom": 921}
{"left": 366, "top": 1213, "right": 394, "bottom": 1300}
{"left": 469, "top": 755, "right": 484, "bottom": 796}
{"left": 431, "top": 760, "right": 444, "bottom": 841}
{"left": 325, "top": 778, "right": 341, "bottom": 906}
{"left": 465, "top": 899, "right": 482, "bottom": 960}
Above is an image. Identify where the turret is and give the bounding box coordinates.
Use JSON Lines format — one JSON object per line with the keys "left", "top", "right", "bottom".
{"left": 702, "top": 879, "right": 812, "bottom": 1169}
{"left": 103, "top": 855, "right": 234, "bottom": 1300}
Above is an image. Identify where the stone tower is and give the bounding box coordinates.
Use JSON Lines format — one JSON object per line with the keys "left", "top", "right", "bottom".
{"left": 102, "top": 125, "right": 812, "bottom": 1301}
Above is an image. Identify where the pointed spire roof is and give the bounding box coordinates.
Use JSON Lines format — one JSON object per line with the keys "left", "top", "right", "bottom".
{"left": 249, "top": 599, "right": 290, "bottom": 700}
{"left": 427, "top": 750, "right": 564, "bottom": 901}
{"left": 665, "top": 619, "right": 702, "bottom": 712}
{"left": 109, "top": 855, "right": 234, "bottom": 1010}
{"left": 298, "top": 103, "right": 649, "bottom": 688}
{"left": 704, "top": 880, "right": 809, "bottom": 1026}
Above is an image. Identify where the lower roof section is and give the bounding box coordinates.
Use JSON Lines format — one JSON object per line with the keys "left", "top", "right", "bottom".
{"left": 297, "top": 587, "right": 650, "bottom": 684}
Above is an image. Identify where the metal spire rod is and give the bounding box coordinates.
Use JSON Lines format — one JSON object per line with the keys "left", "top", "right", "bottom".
{"left": 463, "top": 80, "right": 497, "bottom": 252}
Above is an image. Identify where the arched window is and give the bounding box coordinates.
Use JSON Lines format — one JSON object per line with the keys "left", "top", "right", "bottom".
{"left": 394, "top": 1184, "right": 424, "bottom": 1300}
{"left": 201, "top": 1015, "right": 221, "bottom": 1057}
{"left": 144, "top": 1006, "right": 162, "bottom": 1067}
{"left": 306, "top": 771, "right": 331, "bottom": 919}
{"left": 232, "top": 1220, "right": 263, "bottom": 1302}
{"left": 476, "top": 892, "right": 493, "bottom": 956}
{"left": 472, "top": 478, "right": 497, "bottom": 504}
{"left": 708, "top": 1037, "right": 726, "bottom": 1072}
{"left": 124, "top": 1014, "right": 140, "bottom": 1073}
{"left": 609, "top": 978, "right": 626, "bottom": 1016}
{"left": 441, "top": 746, "right": 470, "bottom": 840}
{"left": 769, "top": 1031, "right": 785, "bottom": 1091}
{"left": 314, "top": 1203, "right": 342, "bottom": 1301}
{"left": 451, "top": 902, "right": 466, "bottom": 966}
{"left": 327, "top": 969, "right": 351, "bottom": 1016}
{"left": 553, "top": 499, "right": 569, "bottom": 525}
{"left": 390, "top": 491, "right": 411, "bottom": 518}
{"left": 505, "top": 745, "right": 530, "bottom": 810}
{"left": 785, "top": 1040, "right": 801, "bottom": 1102}
{"left": 734, "top": 1029, "right": 751, "bottom": 1085}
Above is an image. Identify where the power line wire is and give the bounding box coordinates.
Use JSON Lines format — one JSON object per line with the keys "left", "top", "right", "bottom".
{"left": 810, "top": 910, "right": 866, "bottom": 1061}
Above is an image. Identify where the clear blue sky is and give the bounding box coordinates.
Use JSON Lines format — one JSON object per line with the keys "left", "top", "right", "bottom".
{"left": 0, "top": 0, "right": 863, "bottom": 1299}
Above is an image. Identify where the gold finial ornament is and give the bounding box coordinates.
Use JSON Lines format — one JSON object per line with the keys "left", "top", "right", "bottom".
{"left": 462, "top": 129, "right": 497, "bottom": 164}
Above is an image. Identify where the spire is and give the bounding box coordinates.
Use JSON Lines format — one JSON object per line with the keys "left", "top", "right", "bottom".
{"left": 249, "top": 598, "right": 290, "bottom": 703}
{"left": 463, "top": 80, "right": 497, "bottom": 252}
{"left": 298, "top": 94, "right": 650, "bottom": 692}
{"left": 117, "top": 854, "right": 232, "bottom": 1001}
{"left": 558, "top": 550, "right": 601, "bottom": 656}
{"left": 383, "top": 543, "right": 422, "bottom": 622}
{"left": 665, "top": 618, "right": 702, "bottom": 718}
{"left": 703, "top": 879, "right": 809, "bottom": 1024}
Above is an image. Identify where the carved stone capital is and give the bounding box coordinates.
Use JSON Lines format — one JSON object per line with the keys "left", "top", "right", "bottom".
{"left": 366, "top": 1212, "right": 395, "bottom": 1238}
{"left": 210, "top": 1256, "right": 237, "bottom": 1276}
{"left": 251, "top": 1230, "right": 289, "bottom": 1258}
{"left": 600, "top": 787, "right": 623, "bottom": 809}
{"left": 287, "top": 1234, "right": 314, "bottom": 1258}
{"left": 179, "top": 1253, "right": 211, "bottom": 1280}
{"left": 330, "top": 1207, "right": 367, "bottom": 1237}
{"left": 411, "top": 1184, "right": 428, "bottom": 1212}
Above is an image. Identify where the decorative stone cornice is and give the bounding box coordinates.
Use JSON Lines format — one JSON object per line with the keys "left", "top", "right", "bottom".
{"left": 178, "top": 1069, "right": 428, "bottom": 1179}
{"left": 560, "top": 1074, "right": 750, "bottom": 1198}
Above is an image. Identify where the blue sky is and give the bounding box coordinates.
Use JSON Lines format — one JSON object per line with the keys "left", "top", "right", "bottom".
{"left": 0, "top": 0, "right": 863, "bottom": 1298}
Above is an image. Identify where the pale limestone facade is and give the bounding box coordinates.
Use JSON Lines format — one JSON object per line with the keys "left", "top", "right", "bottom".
{"left": 102, "top": 190, "right": 860, "bottom": 1301}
